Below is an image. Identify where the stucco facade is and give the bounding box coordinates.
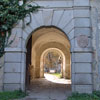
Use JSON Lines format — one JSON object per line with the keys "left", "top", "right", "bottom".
{"left": 0, "top": 0, "right": 100, "bottom": 93}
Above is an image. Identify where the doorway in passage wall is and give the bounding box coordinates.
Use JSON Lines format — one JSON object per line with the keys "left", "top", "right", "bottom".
{"left": 26, "top": 27, "right": 72, "bottom": 100}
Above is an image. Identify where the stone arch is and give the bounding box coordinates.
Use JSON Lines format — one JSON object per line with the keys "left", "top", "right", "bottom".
{"left": 24, "top": 26, "right": 72, "bottom": 49}
{"left": 40, "top": 48, "right": 68, "bottom": 79}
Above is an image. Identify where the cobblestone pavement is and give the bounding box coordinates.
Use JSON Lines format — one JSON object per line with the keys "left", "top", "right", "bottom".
{"left": 19, "top": 74, "right": 71, "bottom": 100}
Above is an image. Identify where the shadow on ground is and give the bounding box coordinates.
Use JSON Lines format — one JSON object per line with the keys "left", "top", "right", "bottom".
{"left": 21, "top": 74, "right": 72, "bottom": 100}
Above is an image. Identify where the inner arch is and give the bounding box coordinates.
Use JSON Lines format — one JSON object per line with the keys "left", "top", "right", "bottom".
{"left": 40, "top": 48, "right": 65, "bottom": 78}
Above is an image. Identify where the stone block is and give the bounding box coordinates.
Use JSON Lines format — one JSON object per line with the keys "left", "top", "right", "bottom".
{"left": 71, "top": 73, "right": 75, "bottom": 84}
{"left": 75, "top": 85, "right": 92, "bottom": 93}
{"left": 52, "top": 10, "right": 64, "bottom": 26}
{"left": 75, "top": 63, "right": 92, "bottom": 73}
{"left": 74, "top": 0, "right": 90, "bottom": 6}
{"left": 5, "top": 63, "right": 21, "bottom": 72}
{"left": 72, "top": 85, "right": 75, "bottom": 92}
{"left": 64, "top": 19, "right": 74, "bottom": 35}
{"left": 29, "top": 13, "right": 39, "bottom": 30}
{"left": 20, "top": 62, "right": 26, "bottom": 85}
{"left": 23, "top": 25, "right": 33, "bottom": 38}
{"left": 70, "top": 39, "right": 75, "bottom": 49}
{"left": 5, "top": 52, "right": 21, "bottom": 62}
{"left": 21, "top": 53, "right": 26, "bottom": 63}
{"left": 0, "top": 56, "right": 4, "bottom": 68}
{"left": 74, "top": 28, "right": 91, "bottom": 37}
{"left": 22, "top": 39, "right": 26, "bottom": 49}
{"left": 43, "top": 9, "right": 53, "bottom": 26}
{"left": 0, "top": 68, "right": 3, "bottom": 89}
{"left": 20, "top": 72, "right": 25, "bottom": 84}
{"left": 74, "top": 53, "right": 92, "bottom": 62}
{"left": 4, "top": 73, "right": 20, "bottom": 83}
{"left": 20, "top": 82, "right": 25, "bottom": 91}
{"left": 75, "top": 74, "right": 92, "bottom": 85}
{"left": 68, "top": 29, "right": 74, "bottom": 40}
{"left": 32, "top": 1, "right": 73, "bottom": 8}
{"left": 33, "top": 10, "right": 44, "bottom": 26}
{"left": 58, "top": 10, "right": 73, "bottom": 29}
{"left": 74, "top": 18, "right": 90, "bottom": 27}
{"left": 0, "top": 68, "right": 3, "bottom": 77}
{"left": 5, "top": 48, "right": 22, "bottom": 52}
{"left": 7, "top": 33, "right": 21, "bottom": 48}
{"left": 4, "top": 84, "right": 21, "bottom": 91}
{"left": 74, "top": 9, "right": 90, "bottom": 17}
{"left": 11, "top": 28, "right": 22, "bottom": 38}
{"left": 17, "top": 39, "right": 22, "bottom": 48}
{"left": 22, "top": 30, "right": 28, "bottom": 40}
{"left": 71, "top": 47, "right": 93, "bottom": 53}
{"left": 0, "top": 77, "right": 3, "bottom": 85}
{"left": 71, "top": 63, "right": 75, "bottom": 74}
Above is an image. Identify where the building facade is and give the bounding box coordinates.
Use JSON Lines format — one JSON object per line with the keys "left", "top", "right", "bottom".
{"left": 0, "top": 0, "right": 100, "bottom": 93}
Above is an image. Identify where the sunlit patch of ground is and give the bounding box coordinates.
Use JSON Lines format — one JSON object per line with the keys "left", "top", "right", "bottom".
{"left": 44, "top": 73, "right": 71, "bottom": 84}
{"left": 16, "top": 73, "right": 71, "bottom": 100}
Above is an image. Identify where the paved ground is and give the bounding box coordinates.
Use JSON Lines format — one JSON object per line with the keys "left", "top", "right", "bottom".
{"left": 20, "top": 74, "right": 71, "bottom": 100}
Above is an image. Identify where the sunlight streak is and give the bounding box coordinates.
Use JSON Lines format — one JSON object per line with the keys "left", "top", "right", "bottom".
{"left": 44, "top": 73, "right": 71, "bottom": 84}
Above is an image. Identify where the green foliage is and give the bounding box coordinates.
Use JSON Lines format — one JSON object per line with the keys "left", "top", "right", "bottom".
{"left": 45, "top": 51, "right": 61, "bottom": 68}
{"left": 0, "top": 90, "right": 27, "bottom": 100}
{"left": 93, "top": 91, "right": 100, "bottom": 96}
{"left": 0, "top": 0, "right": 40, "bottom": 58}
{"left": 67, "top": 91, "right": 100, "bottom": 100}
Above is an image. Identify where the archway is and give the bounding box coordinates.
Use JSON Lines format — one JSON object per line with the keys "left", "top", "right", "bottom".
{"left": 40, "top": 48, "right": 65, "bottom": 78}
{"left": 40, "top": 48, "right": 70, "bottom": 79}
{"left": 25, "top": 27, "right": 71, "bottom": 97}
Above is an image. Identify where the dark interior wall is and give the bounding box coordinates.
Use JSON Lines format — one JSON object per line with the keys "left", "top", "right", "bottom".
{"left": 26, "top": 36, "right": 32, "bottom": 87}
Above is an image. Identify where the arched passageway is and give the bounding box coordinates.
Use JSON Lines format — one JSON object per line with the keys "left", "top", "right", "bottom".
{"left": 25, "top": 27, "right": 72, "bottom": 99}
{"left": 40, "top": 48, "right": 68, "bottom": 79}
{"left": 40, "top": 48, "right": 65, "bottom": 78}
